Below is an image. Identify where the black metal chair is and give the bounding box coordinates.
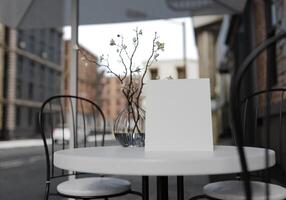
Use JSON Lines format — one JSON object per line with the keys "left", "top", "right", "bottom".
{"left": 39, "top": 95, "right": 142, "bottom": 200}
{"left": 200, "top": 89, "right": 286, "bottom": 200}
{"left": 189, "top": 31, "right": 286, "bottom": 200}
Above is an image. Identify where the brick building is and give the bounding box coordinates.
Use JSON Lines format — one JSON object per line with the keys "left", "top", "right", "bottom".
{"left": 0, "top": 25, "right": 63, "bottom": 139}
{"left": 147, "top": 59, "right": 198, "bottom": 80}
{"left": 0, "top": 25, "right": 4, "bottom": 135}
{"left": 100, "top": 76, "right": 126, "bottom": 130}
{"left": 64, "top": 41, "right": 103, "bottom": 105}
{"left": 192, "top": 15, "right": 224, "bottom": 144}
{"left": 208, "top": 0, "right": 286, "bottom": 184}
{"left": 64, "top": 41, "right": 128, "bottom": 131}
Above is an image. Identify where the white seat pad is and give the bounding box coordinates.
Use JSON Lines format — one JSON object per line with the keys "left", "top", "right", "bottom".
{"left": 57, "top": 177, "right": 131, "bottom": 197}
{"left": 204, "top": 180, "right": 286, "bottom": 200}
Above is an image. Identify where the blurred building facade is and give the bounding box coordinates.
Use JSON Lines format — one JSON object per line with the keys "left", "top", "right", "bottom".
{"left": 64, "top": 41, "right": 104, "bottom": 104}
{"left": 0, "top": 25, "right": 4, "bottom": 138}
{"left": 202, "top": 0, "right": 286, "bottom": 183}
{"left": 101, "top": 76, "right": 126, "bottom": 130}
{"left": 0, "top": 25, "right": 63, "bottom": 139}
{"left": 65, "top": 42, "right": 126, "bottom": 131}
{"left": 147, "top": 59, "right": 198, "bottom": 80}
{"left": 192, "top": 16, "right": 224, "bottom": 144}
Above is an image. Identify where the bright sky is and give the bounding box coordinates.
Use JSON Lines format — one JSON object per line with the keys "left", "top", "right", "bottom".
{"left": 64, "top": 17, "right": 198, "bottom": 74}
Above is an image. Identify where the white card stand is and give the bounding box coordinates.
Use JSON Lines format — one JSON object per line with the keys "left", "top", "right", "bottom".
{"left": 145, "top": 79, "right": 213, "bottom": 152}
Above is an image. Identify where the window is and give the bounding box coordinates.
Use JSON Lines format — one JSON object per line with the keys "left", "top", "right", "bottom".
{"left": 39, "top": 41, "right": 47, "bottom": 58}
{"left": 55, "top": 50, "right": 61, "bottom": 64}
{"left": 57, "top": 31, "right": 63, "bottom": 41}
{"left": 49, "top": 46, "right": 55, "bottom": 61}
{"left": 39, "top": 84, "right": 45, "bottom": 101}
{"left": 28, "top": 108, "right": 33, "bottom": 126}
{"left": 17, "top": 30, "right": 25, "bottom": 48}
{"left": 16, "top": 107, "right": 21, "bottom": 126}
{"left": 49, "top": 85, "right": 54, "bottom": 96}
{"left": 4, "top": 27, "right": 9, "bottom": 45}
{"left": 269, "top": 0, "right": 277, "bottom": 27}
{"left": 56, "top": 72, "right": 61, "bottom": 93}
{"left": 30, "top": 61, "right": 35, "bottom": 78}
{"left": 40, "top": 29, "right": 46, "bottom": 41}
{"left": 49, "top": 68, "right": 54, "bottom": 82}
{"left": 17, "top": 56, "right": 23, "bottom": 76}
{"left": 18, "top": 30, "right": 23, "bottom": 38}
{"left": 49, "top": 29, "right": 55, "bottom": 41}
{"left": 28, "top": 82, "right": 34, "bottom": 99}
{"left": 40, "top": 65, "right": 45, "bottom": 81}
{"left": 16, "top": 79, "right": 22, "bottom": 99}
{"left": 29, "top": 34, "right": 35, "bottom": 53}
{"left": 149, "top": 68, "right": 158, "bottom": 80}
{"left": 177, "top": 66, "right": 186, "bottom": 79}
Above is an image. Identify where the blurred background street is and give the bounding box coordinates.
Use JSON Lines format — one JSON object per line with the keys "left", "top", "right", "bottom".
{"left": 1, "top": 0, "right": 286, "bottom": 199}
{"left": 0, "top": 140, "right": 210, "bottom": 200}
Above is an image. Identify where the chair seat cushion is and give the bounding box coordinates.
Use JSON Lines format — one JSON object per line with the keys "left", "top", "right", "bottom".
{"left": 204, "top": 180, "right": 286, "bottom": 200}
{"left": 57, "top": 177, "right": 131, "bottom": 197}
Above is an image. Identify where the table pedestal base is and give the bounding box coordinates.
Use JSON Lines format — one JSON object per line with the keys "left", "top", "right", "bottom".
{"left": 157, "top": 176, "right": 168, "bottom": 200}
{"left": 142, "top": 176, "right": 149, "bottom": 200}
{"left": 177, "top": 176, "right": 184, "bottom": 200}
{"left": 156, "top": 176, "right": 184, "bottom": 200}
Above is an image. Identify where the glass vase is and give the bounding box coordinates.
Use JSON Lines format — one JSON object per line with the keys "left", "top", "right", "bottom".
{"left": 113, "top": 105, "right": 145, "bottom": 147}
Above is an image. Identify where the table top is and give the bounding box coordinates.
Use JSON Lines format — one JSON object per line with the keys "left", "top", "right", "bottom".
{"left": 54, "top": 145, "right": 276, "bottom": 176}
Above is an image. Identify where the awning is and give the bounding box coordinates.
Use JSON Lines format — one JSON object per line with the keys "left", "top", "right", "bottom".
{"left": 0, "top": 0, "right": 247, "bottom": 29}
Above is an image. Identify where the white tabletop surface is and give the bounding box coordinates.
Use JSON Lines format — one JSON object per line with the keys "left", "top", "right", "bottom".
{"left": 54, "top": 145, "right": 275, "bottom": 176}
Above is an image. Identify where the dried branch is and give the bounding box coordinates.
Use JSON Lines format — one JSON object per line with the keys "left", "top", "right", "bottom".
{"left": 136, "top": 32, "right": 159, "bottom": 107}
{"left": 79, "top": 48, "right": 124, "bottom": 83}
{"left": 79, "top": 29, "right": 164, "bottom": 137}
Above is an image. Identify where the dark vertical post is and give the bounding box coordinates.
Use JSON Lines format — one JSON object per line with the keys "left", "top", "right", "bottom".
{"left": 157, "top": 176, "right": 168, "bottom": 200}
{"left": 264, "top": 1, "right": 276, "bottom": 199}
{"left": 177, "top": 176, "right": 184, "bottom": 200}
{"left": 70, "top": 0, "right": 79, "bottom": 148}
{"left": 71, "top": 0, "right": 79, "bottom": 97}
{"left": 182, "top": 21, "right": 187, "bottom": 72}
{"left": 142, "top": 176, "right": 149, "bottom": 200}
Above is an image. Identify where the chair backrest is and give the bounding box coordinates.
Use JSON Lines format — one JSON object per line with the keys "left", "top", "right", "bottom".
{"left": 230, "top": 31, "right": 286, "bottom": 200}
{"left": 240, "top": 88, "right": 286, "bottom": 172}
{"left": 38, "top": 95, "right": 106, "bottom": 181}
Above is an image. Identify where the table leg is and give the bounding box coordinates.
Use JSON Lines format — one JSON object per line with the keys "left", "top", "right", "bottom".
{"left": 142, "top": 176, "right": 149, "bottom": 200}
{"left": 177, "top": 176, "right": 184, "bottom": 200}
{"left": 157, "top": 176, "right": 168, "bottom": 200}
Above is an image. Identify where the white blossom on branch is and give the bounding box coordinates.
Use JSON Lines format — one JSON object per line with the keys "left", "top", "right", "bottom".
{"left": 79, "top": 28, "right": 164, "bottom": 134}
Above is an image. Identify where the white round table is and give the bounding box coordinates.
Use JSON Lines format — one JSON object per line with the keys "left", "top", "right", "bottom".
{"left": 54, "top": 145, "right": 275, "bottom": 200}
{"left": 54, "top": 145, "right": 275, "bottom": 176}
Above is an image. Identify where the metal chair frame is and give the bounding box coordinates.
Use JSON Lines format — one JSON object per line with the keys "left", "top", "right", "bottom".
{"left": 189, "top": 89, "right": 286, "bottom": 200}
{"left": 239, "top": 88, "right": 286, "bottom": 173}
{"left": 39, "top": 95, "right": 142, "bottom": 200}
{"left": 189, "top": 31, "right": 286, "bottom": 200}
{"left": 230, "top": 31, "right": 286, "bottom": 200}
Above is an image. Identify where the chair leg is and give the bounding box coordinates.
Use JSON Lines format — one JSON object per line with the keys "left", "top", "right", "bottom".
{"left": 177, "top": 176, "right": 184, "bottom": 200}
{"left": 44, "top": 182, "right": 50, "bottom": 200}
{"left": 142, "top": 176, "right": 149, "bottom": 200}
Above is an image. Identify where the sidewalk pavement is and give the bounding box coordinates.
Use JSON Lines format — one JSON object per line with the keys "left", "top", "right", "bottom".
{"left": 0, "top": 134, "right": 115, "bottom": 149}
